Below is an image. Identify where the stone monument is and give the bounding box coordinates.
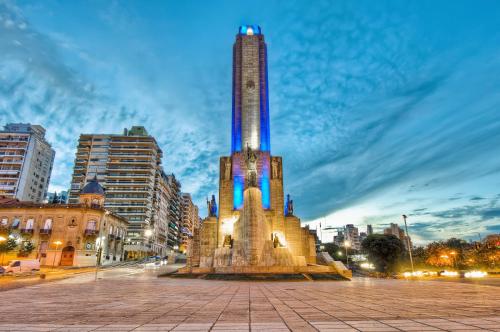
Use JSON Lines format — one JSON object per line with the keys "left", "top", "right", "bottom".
{"left": 180, "top": 25, "right": 350, "bottom": 279}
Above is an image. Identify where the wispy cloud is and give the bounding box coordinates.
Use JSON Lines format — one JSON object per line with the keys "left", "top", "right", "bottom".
{"left": 1, "top": 0, "right": 499, "bottom": 243}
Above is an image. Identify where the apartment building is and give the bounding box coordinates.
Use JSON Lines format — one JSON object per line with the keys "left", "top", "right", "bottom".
{"left": 165, "top": 174, "right": 182, "bottom": 250}
{"left": 180, "top": 193, "right": 200, "bottom": 252}
{"left": 68, "top": 126, "right": 165, "bottom": 257}
{"left": 0, "top": 123, "right": 55, "bottom": 203}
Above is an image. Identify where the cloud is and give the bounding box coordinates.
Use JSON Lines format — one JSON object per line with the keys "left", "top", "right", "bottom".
{"left": 1, "top": 0, "right": 499, "bottom": 244}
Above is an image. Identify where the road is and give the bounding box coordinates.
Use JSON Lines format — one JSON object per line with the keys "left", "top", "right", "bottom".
{"left": 0, "top": 267, "right": 499, "bottom": 331}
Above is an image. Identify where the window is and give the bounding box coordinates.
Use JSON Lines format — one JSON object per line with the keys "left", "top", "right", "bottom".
{"left": 86, "top": 220, "right": 97, "bottom": 230}
{"left": 109, "top": 225, "right": 113, "bottom": 234}
{"left": 25, "top": 219, "right": 34, "bottom": 230}
{"left": 44, "top": 218, "right": 52, "bottom": 230}
{"left": 1, "top": 217, "right": 7, "bottom": 226}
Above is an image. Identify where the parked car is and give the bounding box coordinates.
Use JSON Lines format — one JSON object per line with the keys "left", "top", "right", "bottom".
{"left": 2, "top": 259, "right": 40, "bottom": 274}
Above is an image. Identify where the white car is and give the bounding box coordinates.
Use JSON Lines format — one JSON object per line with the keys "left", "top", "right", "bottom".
{"left": 2, "top": 259, "right": 40, "bottom": 274}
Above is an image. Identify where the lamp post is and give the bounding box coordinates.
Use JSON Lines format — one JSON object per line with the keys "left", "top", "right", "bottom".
{"left": 402, "top": 214, "right": 414, "bottom": 274}
{"left": 52, "top": 241, "right": 62, "bottom": 268}
{"left": 0, "top": 235, "right": 6, "bottom": 265}
{"left": 344, "top": 240, "right": 350, "bottom": 267}
{"left": 450, "top": 251, "right": 457, "bottom": 269}
{"left": 95, "top": 210, "right": 110, "bottom": 281}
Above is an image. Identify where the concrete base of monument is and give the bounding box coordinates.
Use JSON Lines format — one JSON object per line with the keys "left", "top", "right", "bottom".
{"left": 173, "top": 264, "right": 352, "bottom": 281}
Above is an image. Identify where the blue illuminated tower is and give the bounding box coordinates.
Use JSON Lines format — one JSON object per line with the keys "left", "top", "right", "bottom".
{"left": 229, "top": 25, "right": 272, "bottom": 212}
{"left": 231, "top": 25, "right": 270, "bottom": 154}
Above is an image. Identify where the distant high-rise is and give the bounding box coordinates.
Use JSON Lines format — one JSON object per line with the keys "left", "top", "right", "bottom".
{"left": 345, "top": 224, "right": 361, "bottom": 250}
{"left": 180, "top": 193, "right": 200, "bottom": 252}
{"left": 68, "top": 126, "right": 170, "bottom": 257}
{"left": 367, "top": 224, "right": 373, "bottom": 235}
{"left": 0, "top": 123, "right": 55, "bottom": 203}
{"left": 384, "top": 223, "right": 412, "bottom": 250}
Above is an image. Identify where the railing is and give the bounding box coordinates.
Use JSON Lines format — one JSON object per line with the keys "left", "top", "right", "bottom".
{"left": 20, "top": 228, "right": 34, "bottom": 234}
{"left": 84, "top": 229, "right": 98, "bottom": 236}
{"left": 39, "top": 228, "right": 52, "bottom": 235}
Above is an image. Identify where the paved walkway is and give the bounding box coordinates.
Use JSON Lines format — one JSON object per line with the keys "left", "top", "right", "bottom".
{"left": 0, "top": 270, "right": 498, "bottom": 331}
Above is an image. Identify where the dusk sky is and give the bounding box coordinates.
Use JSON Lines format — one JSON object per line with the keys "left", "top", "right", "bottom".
{"left": 1, "top": 0, "right": 499, "bottom": 244}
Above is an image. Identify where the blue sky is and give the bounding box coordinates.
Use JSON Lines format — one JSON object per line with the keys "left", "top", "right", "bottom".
{"left": 1, "top": 0, "right": 499, "bottom": 244}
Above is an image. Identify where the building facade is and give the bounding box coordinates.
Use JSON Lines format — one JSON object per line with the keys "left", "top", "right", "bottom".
{"left": 68, "top": 126, "right": 165, "bottom": 257}
{"left": 0, "top": 178, "right": 128, "bottom": 267}
{"left": 384, "top": 223, "right": 412, "bottom": 250}
{"left": 165, "top": 174, "right": 182, "bottom": 251}
{"left": 345, "top": 224, "right": 361, "bottom": 251}
{"left": 180, "top": 193, "right": 199, "bottom": 253}
{"left": 0, "top": 123, "right": 55, "bottom": 203}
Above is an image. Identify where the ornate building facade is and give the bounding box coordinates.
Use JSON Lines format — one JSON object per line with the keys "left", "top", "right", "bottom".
{"left": 0, "top": 177, "right": 128, "bottom": 266}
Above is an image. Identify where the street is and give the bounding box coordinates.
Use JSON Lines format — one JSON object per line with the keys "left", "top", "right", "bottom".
{"left": 0, "top": 266, "right": 499, "bottom": 331}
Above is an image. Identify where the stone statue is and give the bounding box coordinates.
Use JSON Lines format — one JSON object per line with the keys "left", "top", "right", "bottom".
{"left": 245, "top": 144, "right": 258, "bottom": 188}
{"left": 285, "top": 194, "right": 294, "bottom": 216}
{"left": 224, "top": 159, "right": 231, "bottom": 180}
{"left": 207, "top": 194, "right": 217, "bottom": 217}
{"left": 272, "top": 159, "right": 279, "bottom": 179}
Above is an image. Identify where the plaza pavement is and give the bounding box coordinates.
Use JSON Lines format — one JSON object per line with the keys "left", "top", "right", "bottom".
{"left": 0, "top": 267, "right": 498, "bottom": 332}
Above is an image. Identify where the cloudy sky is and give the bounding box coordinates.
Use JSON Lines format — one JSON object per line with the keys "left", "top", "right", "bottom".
{"left": 1, "top": 0, "right": 499, "bottom": 244}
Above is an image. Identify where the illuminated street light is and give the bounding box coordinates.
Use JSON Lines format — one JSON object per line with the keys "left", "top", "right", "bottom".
{"left": 144, "top": 229, "right": 153, "bottom": 238}
{"left": 344, "top": 240, "right": 350, "bottom": 267}
{"left": 95, "top": 210, "right": 110, "bottom": 281}
{"left": 402, "top": 214, "right": 414, "bottom": 274}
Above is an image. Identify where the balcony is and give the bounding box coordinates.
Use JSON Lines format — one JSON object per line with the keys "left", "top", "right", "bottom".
{"left": 84, "top": 229, "right": 98, "bottom": 236}
{"left": 20, "top": 228, "right": 34, "bottom": 235}
{"left": 108, "top": 234, "right": 116, "bottom": 240}
{"left": 39, "top": 228, "right": 52, "bottom": 235}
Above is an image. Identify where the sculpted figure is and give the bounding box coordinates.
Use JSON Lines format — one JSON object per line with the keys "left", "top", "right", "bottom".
{"left": 245, "top": 144, "right": 258, "bottom": 188}
{"left": 225, "top": 159, "right": 231, "bottom": 180}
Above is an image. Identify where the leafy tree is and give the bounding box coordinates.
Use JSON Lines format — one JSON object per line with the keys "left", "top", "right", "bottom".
{"left": 19, "top": 241, "right": 35, "bottom": 256}
{"left": 0, "top": 237, "right": 17, "bottom": 253}
{"left": 361, "top": 234, "right": 404, "bottom": 273}
{"left": 322, "top": 242, "right": 342, "bottom": 260}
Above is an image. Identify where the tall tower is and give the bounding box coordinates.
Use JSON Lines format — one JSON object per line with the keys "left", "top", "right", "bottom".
{"left": 218, "top": 26, "right": 284, "bottom": 244}
{"left": 231, "top": 25, "right": 270, "bottom": 153}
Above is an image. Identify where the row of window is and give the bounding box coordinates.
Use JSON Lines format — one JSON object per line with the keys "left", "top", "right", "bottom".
{"left": 0, "top": 217, "right": 126, "bottom": 238}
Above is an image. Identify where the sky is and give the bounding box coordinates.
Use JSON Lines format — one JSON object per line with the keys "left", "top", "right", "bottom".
{"left": 1, "top": 0, "right": 499, "bottom": 244}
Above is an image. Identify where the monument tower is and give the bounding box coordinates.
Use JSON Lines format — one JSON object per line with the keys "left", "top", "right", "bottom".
{"left": 182, "top": 26, "right": 350, "bottom": 278}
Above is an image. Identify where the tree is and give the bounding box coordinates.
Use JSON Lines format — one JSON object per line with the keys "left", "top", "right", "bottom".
{"left": 323, "top": 242, "right": 342, "bottom": 260}
{"left": 361, "top": 234, "right": 404, "bottom": 273}
{"left": 19, "top": 241, "right": 35, "bottom": 257}
{"left": 0, "top": 237, "right": 17, "bottom": 264}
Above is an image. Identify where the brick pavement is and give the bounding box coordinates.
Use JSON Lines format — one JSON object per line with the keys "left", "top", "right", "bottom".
{"left": 0, "top": 271, "right": 498, "bottom": 331}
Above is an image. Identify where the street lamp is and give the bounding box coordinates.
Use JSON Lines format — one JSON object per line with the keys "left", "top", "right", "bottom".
{"left": 402, "top": 214, "right": 414, "bottom": 274}
{"left": 344, "top": 240, "right": 350, "bottom": 267}
{"left": 95, "top": 210, "right": 110, "bottom": 281}
{"left": 52, "top": 240, "right": 63, "bottom": 268}
{"left": 450, "top": 251, "right": 457, "bottom": 269}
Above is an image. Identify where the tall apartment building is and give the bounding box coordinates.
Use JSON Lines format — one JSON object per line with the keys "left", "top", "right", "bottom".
{"left": 165, "top": 174, "right": 182, "bottom": 250}
{"left": 345, "top": 224, "right": 361, "bottom": 250}
{"left": 0, "top": 123, "right": 55, "bottom": 203}
{"left": 68, "top": 126, "right": 166, "bottom": 257}
{"left": 180, "top": 193, "right": 200, "bottom": 252}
